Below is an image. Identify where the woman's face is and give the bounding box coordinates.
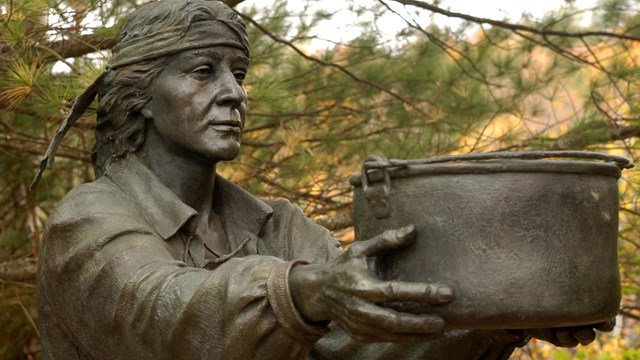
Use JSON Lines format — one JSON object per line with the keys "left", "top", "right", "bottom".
{"left": 141, "top": 46, "right": 248, "bottom": 163}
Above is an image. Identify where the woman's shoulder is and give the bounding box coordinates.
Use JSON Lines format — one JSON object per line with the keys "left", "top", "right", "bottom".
{"left": 48, "top": 176, "right": 141, "bottom": 225}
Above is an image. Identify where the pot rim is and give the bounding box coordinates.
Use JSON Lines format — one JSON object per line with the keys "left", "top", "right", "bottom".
{"left": 350, "top": 151, "right": 632, "bottom": 187}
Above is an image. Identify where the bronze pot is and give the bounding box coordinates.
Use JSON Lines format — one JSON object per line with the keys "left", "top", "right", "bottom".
{"left": 350, "top": 151, "right": 633, "bottom": 329}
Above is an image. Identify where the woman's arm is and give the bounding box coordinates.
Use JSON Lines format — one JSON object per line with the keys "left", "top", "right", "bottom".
{"left": 39, "top": 186, "right": 326, "bottom": 360}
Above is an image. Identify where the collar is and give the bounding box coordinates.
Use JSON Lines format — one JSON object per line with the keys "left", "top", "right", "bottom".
{"left": 105, "top": 155, "right": 273, "bottom": 240}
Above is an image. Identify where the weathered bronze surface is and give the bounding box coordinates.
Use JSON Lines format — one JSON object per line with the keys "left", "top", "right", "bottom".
{"left": 352, "top": 151, "right": 632, "bottom": 329}
{"left": 33, "top": 0, "right": 622, "bottom": 357}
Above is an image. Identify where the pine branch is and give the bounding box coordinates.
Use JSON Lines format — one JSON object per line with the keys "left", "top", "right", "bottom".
{"left": 0, "top": 140, "right": 91, "bottom": 163}
{"left": 390, "top": 0, "right": 640, "bottom": 42}
{"left": 42, "top": 32, "right": 117, "bottom": 61}
{"left": 225, "top": 0, "right": 246, "bottom": 7}
{"left": 239, "top": 13, "right": 438, "bottom": 121}
{"left": 619, "top": 308, "right": 640, "bottom": 321}
{"left": 377, "top": 0, "right": 498, "bottom": 88}
{"left": 0, "top": 257, "right": 37, "bottom": 282}
{"left": 611, "top": 126, "right": 640, "bottom": 141}
{"left": 30, "top": 0, "right": 246, "bottom": 63}
{"left": 314, "top": 212, "right": 353, "bottom": 232}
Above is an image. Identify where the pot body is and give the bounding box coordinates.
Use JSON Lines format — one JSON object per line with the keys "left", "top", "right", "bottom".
{"left": 352, "top": 155, "right": 626, "bottom": 329}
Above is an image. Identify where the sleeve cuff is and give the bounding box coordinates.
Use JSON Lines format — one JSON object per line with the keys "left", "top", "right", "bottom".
{"left": 267, "top": 260, "right": 330, "bottom": 344}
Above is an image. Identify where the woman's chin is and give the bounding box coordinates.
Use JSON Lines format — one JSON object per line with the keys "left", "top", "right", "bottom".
{"left": 208, "top": 143, "right": 241, "bottom": 163}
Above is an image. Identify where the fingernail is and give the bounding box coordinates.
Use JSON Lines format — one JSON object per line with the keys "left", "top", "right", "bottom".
{"left": 397, "top": 224, "right": 415, "bottom": 237}
{"left": 437, "top": 286, "right": 453, "bottom": 301}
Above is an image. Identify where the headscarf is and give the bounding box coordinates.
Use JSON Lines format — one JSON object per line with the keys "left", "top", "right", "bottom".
{"left": 31, "top": 0, "right": 248, "bottom": 190}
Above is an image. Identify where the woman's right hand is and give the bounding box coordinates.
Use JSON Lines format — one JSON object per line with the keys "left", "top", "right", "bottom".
{"left": 289, "top": 225, "right": 453, "bottom": 343}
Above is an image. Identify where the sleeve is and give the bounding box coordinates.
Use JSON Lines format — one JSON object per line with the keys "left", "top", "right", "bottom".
{"left": 260, "top": 199, "right": 344, "bottom": 263}
{"left": 39, "top": 186, "right": 327, "bottom": 360}
{"left": 262, "top": 200, "right": 528, "bottom": 360}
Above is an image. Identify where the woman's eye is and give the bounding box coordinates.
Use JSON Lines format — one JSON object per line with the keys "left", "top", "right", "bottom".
{"left": 233, "top": 70, "right": 246, "bottom": 83}
{"left": 192, "top": 65, "right": 212, "bottom": 77}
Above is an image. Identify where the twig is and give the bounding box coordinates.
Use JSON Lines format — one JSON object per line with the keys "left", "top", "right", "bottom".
{"left": 390, "top": 0, "right": 640, "bottom": 42}
{"left": 239, "top": 13, "right": 438, "bottom": 121}
{"left": 0, "top": 279, "right": 36, "bottom": 288}
{"left": 619, "top": 308, "right": 640, "bottom": 321}
{"left": 15, "top": 288, "right": 40, "bottom": 338}
{"left": 34, "top": 43, "right": 77, "bottom": 72}
{"left": 378, "top": 0, "right": 500, "bottom": 90}
{"left": 0, "top": 257, "right": 37, "bottom": 282}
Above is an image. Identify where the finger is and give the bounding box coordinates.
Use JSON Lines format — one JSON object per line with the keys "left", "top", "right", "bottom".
{"left": 352, "top": 279, "right": 453, "bottom": 304}
{"left": 327, "top": 297, "right": 401, "bottom": 343}
{"left": 340, "top": 310, "right": 445, "bottom": 344}
{"left": 345, "top": 300, "right": 446, "bottom": 335}
{"left": 349, "top": 326, "right": 443, "bottom": 344}
{"left": 572, "top": 327, "right": 596, "bottom": 345}
{"left": 349, "top": 225, "right": 416, "bottom": 258}
{"left": 594, "top": 318, "right": 616, "bottom": 332}
{"left": 555, "top": 328, "right": 579, "bottom": 347}
{"left": 347, "top": 327, "right": 442, "bottom": 344}
{"left": 340, "top": 316, "right": 409, "bottom": 344}
{"left": 326, "top": 294, "right": 446, "bottom": 338}
{"left": 387, "top": 332, "right": 445, "bottom": 344}
{"left": 340, "top": 316, "right": 396, "bottom": 343}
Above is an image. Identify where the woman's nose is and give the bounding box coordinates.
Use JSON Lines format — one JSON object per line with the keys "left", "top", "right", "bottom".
{"left": 215, "top": 71, "right": 246, "bottom": 107}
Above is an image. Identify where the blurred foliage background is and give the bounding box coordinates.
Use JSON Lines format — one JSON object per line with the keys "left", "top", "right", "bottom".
{"left": 1, "top": 0, "right": 640, "bottom": 358}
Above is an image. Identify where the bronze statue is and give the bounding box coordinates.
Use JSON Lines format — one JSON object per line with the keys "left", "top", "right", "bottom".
{"left": 34, "top": 1, "right": 613, "bottom": 359}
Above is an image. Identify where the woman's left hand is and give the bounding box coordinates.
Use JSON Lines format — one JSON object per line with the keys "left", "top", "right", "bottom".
{"left": 525, "top": 319, "right": 615, "bottom": 347}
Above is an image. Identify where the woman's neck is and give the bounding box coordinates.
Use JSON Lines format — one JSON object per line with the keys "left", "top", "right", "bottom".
{"left": 138, "top": 132, "right": 216, "bottom": 216}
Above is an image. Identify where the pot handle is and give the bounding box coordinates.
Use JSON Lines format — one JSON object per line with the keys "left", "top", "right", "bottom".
{"left": 363, "top": 150, "right": 634, "bottom": 170}
{"left": 362, "top": 156, "right": 393, "bottom": 219}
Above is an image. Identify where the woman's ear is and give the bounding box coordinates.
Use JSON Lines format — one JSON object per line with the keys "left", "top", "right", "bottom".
{"left": 141, "top": 106, "right": 153, "bottom": 120}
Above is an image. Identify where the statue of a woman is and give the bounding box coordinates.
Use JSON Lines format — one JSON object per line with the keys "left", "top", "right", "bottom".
{"left": 34, "top": 1, "right": 611, "bottom": 359}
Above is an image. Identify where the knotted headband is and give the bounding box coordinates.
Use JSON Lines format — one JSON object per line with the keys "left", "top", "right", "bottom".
{"left": 31, "top": 0, "right": 248, "bottom": 190}
{"left": 108, "top": 18, "right": 249, "bottom": 69}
